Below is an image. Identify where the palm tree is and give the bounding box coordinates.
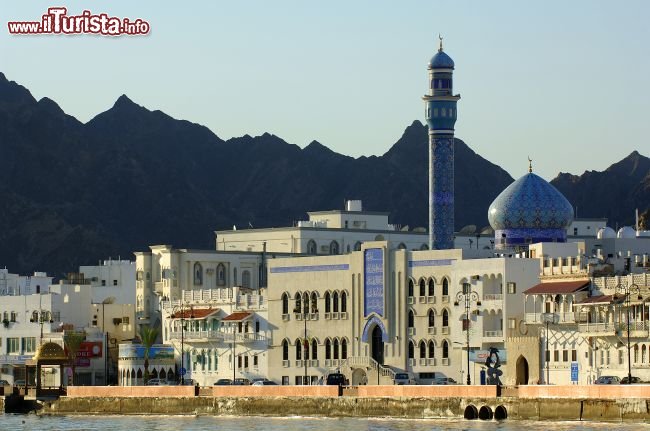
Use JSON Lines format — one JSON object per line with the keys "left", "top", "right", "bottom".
{"left": 63, "top": 331, "right": 85, "bottom": 386}
{"left": 139, "top": 326, "right": 159, "bottom": 385}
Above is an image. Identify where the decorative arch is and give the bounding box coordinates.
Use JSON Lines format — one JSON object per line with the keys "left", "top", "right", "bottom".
{"left": 408, "top": 309, "right": 415, "bottom": 328}
{"left": 324, "top": 291, "right": 331, "bottom": 313}
{"left": 428, "top": 309, "right": 436, "bottom": 327}
{"left": 442, "top": 277, "right": 449, "bottom": 296}
{"left": 193, "top": 262, "right": 203, "bottom": 286}
{"left": 282, "top": 339, "right": 289, "bottom": 361}
{"left": 419, "top": 340, "right": 426, "bottom": 358}
{"left": 307, "top": 240, "right": 317, "bottom": 255}
{"left": 216, "top": 263, "right": 226, "bottom": 286}
{"left": 242, "top": 270, "right": 251, "bottom": 288}
{"left": 341, "top": 291, "right": 348, "bottom": 313}
{"left": 419, "top": 278, "right": 426, "bottom": 296}
{"left": 428, "top": 340, "right": 436, "bottom": 358}
{"left": 354, "top": 241, "right": 362, "bottom": 251}
{"left": 333, "top": 291, "right": 339, "bottom": 312}
{"left": 442, "top": 309, "right": 449, "bottom": 327}
{"left": 408, "top": 278, "right": 415, "bottom": 297}
{"left": 361, "top": 315, "right": 389, "bottom": 342}
{"left": 281, "top": 293, "right": 289, "bottom": 314}
{"left": 329, "top": 240, "right": 339, "bottom": 255}
{"left": 428, "top": 278, "right": 435, "bottom": 296}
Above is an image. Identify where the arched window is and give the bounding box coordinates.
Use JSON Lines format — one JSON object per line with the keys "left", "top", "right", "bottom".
{"left": 303, "top": 338, "right": 310, "bottom": 360}
{"left": 428, "top": 309, "right": 435, "bottom": 327}
{"left": 333, "top": 292, "right": 339, "bottom": 312}
{"left": 341, "top": 291, "right": 347, "bottom": 313}
{"left": 428, "top": 278, "right": 435, "bottom": 296}
{"left": 408, "top": 310, "right": 414, "bottom": 328}
{"left": 442, "top": 309, "right": 449, "bottom": 327}
{"left": 398, "top": 242, "right": 407, "bottom": 250}
{"left": 408, "top": 279, "right": 414, "bottom": 297}
{"left": 303, "top": 292, "right": 309, "bottom": 314}
{"left": 325, "top": 339, "right": 331, "bottom": 359}
{"left": 333, "top": 339, "right": 340, "bottom": 359}
{"left": 341, "top": 338, "right": 348, "bottom": 360}
{"left": 307, "top": 240, "right": 317, "bottom": 255}
{"left": 295, "top": 340, "right": 302, "bottom": 360}
{"left": 354, "top": 241, "right": 362, "bottom": 251}
{"left": 217, "top": 263, "right": 226, "bottom": 286}
{"left": 312, "top": 339, "right": 318, "bottom": 360}
{"left": 408, "top": 341, "right": 414, "bottom": 359}
{"left": 428, "top": 341, "right": 435, "bottom": 358}
{"left": 643, "top": 345, "right": 647, "bottom": 363}
{"left": 325, "top": 291, "right": 331, "bottom": 313}
{"left": 419, "top": 278, "right": 426, "bottom": 297}
{"left": 310, "top": 292, "right": 318, "bottom": 313}
{"left": 282, "top": 293, "right": 289, "bottom": 315}
{"left": 442, "top": 340, "right": 449, "bottom": 359}
{"left": 442, "top": 278, "right": 449, "bottom": 296}
{"left": 419, "top": 341, "right": 426, "bottom": 359}
{"left": 330, "top": 240, "right": 339, "bottom": 255}
{"left": 420, "top": 244, "right": 429, "bottom": 250}
{"left": 193, "top": 262, "right": 203, "bottom": 285}
{"left": 634, "top": 345, "right": 639, "bottom": 363}
{"left": 294, "top": 293, "right": 301, "bottom": 313}
{"left": 242, "top": 270, "right": 251, "bottom": 288}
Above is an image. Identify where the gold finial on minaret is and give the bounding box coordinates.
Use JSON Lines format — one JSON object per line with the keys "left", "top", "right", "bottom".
{"left": 438, "top": 34, "right": 443, "bottom": 51}
{"left": 528, "top": 156, "right": 533, "bottom": 173}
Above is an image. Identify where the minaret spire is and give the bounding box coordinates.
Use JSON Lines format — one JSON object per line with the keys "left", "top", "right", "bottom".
{"left": 438, "top": 34, "right": 443, "bottom": 52}
{"left": 528, "top": 156, "right": 533, "bottom": 173}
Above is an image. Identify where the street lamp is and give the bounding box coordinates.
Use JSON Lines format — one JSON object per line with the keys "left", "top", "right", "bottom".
{"left": 171, "top": 303, "right": 193, "bottom": 385}
{"left": 454, "top": 282, "right": 481, "bottom": 385}
{"left": 294, "top": 303, "right": 317, "bottom": 386}
{"left": 541, "top": 312, "right": 559, "bottom": 385}
{"left": 30, "top": 310, "right": 53, "bottom": 343}
{"left": 614, "top": 282, "right": 641, "bottom": 384}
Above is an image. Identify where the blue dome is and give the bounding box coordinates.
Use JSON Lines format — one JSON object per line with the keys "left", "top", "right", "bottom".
{"left": 488, "top": 173, "right": 574, "bottom": 231}
{"left": 428, "top": 50, "right": 455, "bottom": 69}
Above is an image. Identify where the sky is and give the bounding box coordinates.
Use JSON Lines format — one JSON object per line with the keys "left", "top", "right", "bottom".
{"left": 1, "top": 1, "right": 649, "bottom": 180}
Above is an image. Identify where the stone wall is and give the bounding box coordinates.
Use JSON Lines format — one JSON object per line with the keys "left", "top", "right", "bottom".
{"left": 356, "top": 385, "right": 498, "bottom": 398}
{"left": 211, "top": 386, "right": 338, "bottom": 397}
{"left": 66, "top": 386, "right": 195, "bottom": 398}
{"left": 517, "top": 384, "right": 650, "bottom": 399}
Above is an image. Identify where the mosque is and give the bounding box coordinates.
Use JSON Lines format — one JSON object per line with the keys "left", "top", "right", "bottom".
{"left": 129, "top": 40, "right": 650, "bottom": 387}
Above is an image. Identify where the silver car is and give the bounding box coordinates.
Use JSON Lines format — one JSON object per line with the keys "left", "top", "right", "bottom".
{"left": 393, "top": 373, "right": 415, "bottom": 385}
{"left": 594, "top": 375, "right": 621, "bottom": 385}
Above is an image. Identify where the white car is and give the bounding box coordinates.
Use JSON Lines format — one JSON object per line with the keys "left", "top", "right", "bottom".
{"left": 393, "top": 373, "right": 416, "bottom": 385}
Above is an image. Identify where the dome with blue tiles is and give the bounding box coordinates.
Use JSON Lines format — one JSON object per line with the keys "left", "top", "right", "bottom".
{"left": 428, "top": 49, "right": 455, "bottom": 69}
{"left": 488, "top": 168, "right": 574, "bottom": 249}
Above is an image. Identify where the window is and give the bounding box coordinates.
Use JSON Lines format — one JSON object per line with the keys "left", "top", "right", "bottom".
{"left": 113, "top": 280, "right": 118, "bottom": 286}
{"left": 217, "top": 263, "right": 226, "bottom": 286}
{"left": 307, "top": 240, "right": 317, "bottom": 255}
{"left": 546, "top": 350, "right": 550, "bottom": 362}
{"left": 573, "top": 227, "right": 578, "bottom": 236}
{"left": 10, "top": 311, "right": 16, "bottom": 322}
{"left": 244, "top": 356, "right": 249, "bottom": 369}
{"left": 341, "top": 291, "right": 347, "bottom": 313}
{"left": 325, "top": 339, "right": 331, "bottom": 359}
{"left": 253, "top": 355, "right": 258, "bottom": 367}
{"left": 507, "top": 282, "right": 516, "bottom": 294}
{"left": 419, "top": 279, "right": 426, "bottom": 297}
{"left": 333, "top": 339, "right": 339, "bottom": 359}
{"left": 282, "top": 339, "right": 289, "bottom": 361}
{"left": 303, "top": 292, "right": 309, "bottom": 314}
{"left": 325, "top": 292, "right": 331, "bottom": 313}
{"left": 255, "top": 320, "right": 260, "bottom": 333}
{"left": 295, "top": 340, "right": 302, "bottom": 360}
{"left": 333, "top": 292, "right": 339, "bottom": 312}
{"left": 408, "top": 279, "right": 414, "bottom": 297}
{"left": 22, "top": 337, "right": 36, "bottom": 353}
{"left": 428, "top": 309, "right": 435, "bottom": 327}
{"left": 311, "top": 292, "right": 318, "bottom": 313}
{"left": 312, "top": 340, "right": 318, "bottom": 359}
{"left": 238, "top": 356, "right": 242, "bottom": 369}
{"left": 101, "top": 280, "right": 106, "bottom": 286}
{"left": 7, "top": 337, "right": 20, "bottom": 354}
{"left": 341, "top": 339, "right": 347, "bottom": 360}
{"left": 442, "top": 341, "right": 449, "bottom": 359}
{"left": 554, "top": 350, "right": 559, "bottom": 362}
{"left": 442, "top": 278, "right": 449, "bottom": 296}
{"left": 408, "top": 341, "right": 414, "bottom": 359}
{"left": 294, "top": 293, "right": 301, "bottom": 313}
{"left": 408, "top": 310, "right": 414, "bottom": 328}
{"left": 428, "top": 279, "right": 435, "bottom": 296}
{"left": 282, "top": 376, "right": 289, "bottom": 386}
{"left": 329, "top": 241, "right": 339, "bottom": 255}
{"left": 242, "top": 270, "right": 251, "bottom": 289}
{"left": 282, "top": 293, "right": 289, "bottom": 315}
{"left": 428, "top": 341, "right": 435, "bottom": 358}
{"left": 193, "top": 263, "right": 203, "bottom": 286}
{"left": 563, "top": 350, "right": 568, "bottom": 362}
{"left": 508, "top": 318, "right": 516, "bottom": 329}
{"left": 303, "top": 339, "right": 310, "bottom": 360}
{"left": 419, "top": 341, "right": 426, "bottom": 359}
{"left": 354, "top": 241, "right": 362, "bottom": 251}
{"left": 442, "top": 309, "right": 449, "bottom": 327}
{"left": 572, "top": 350, "right": 577, "bottom": 362}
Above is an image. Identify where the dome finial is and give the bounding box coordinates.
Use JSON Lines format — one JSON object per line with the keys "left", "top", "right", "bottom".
{"left": 438, "top": 34, "right": 443, "bottom": 52}
{"left": 528, "top": 156, "right": 533, "bottom": 173}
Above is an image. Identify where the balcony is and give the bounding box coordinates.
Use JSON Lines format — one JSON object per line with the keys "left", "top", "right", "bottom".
{"left": 169, "top": 330, "right": 223, "bottom": 341}
{"left": 483, "top": 294, "right": 503, "bottom": 302}
{"left": 483, "top": 330, "right": 503, "bottom": 339}
{"left": 221, "top": 332, "right": 267, "bottom": 343}
{"left": 525, "top": 312, "right": 576, "bottom": 324}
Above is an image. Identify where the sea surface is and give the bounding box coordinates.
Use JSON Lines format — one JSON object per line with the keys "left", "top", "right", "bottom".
{"left": 2, "top": 415, "right": 650, "bottom": 431}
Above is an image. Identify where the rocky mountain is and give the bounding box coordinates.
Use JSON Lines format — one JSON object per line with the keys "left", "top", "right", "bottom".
{"left": 0, "top": 72, "right": 647, "bottom": 277}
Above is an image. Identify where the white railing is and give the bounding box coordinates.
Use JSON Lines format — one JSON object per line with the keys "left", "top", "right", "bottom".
{"left": 169, "top": 330, "right": 222, "bottom": 341}
{"left": 340, "top": 356, "right": 396, "bottom": 380}
{"left": 525, "top": 312, "right": 576, "bottom": 324}
{"left": 483, "top": 294, "right": 503, "bottom": 301}
{"left": 483, "top": 330, "right": 503, "bottom": 338}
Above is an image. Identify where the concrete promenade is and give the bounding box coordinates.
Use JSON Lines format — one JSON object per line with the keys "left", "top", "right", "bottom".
{"left": 23, "top": 385, "right": 650, "bottom": 422}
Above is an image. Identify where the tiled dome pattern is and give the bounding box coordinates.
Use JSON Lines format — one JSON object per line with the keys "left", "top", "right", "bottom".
{"left": 488, "top": 173, "right": 574, "bottom": 231}
{"left": 428, "top": 50, "right": 455, "bottom": 69}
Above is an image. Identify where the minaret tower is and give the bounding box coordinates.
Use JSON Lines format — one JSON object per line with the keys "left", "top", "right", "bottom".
{"left": 422, "top": 36, "right": 460, "bottom": 249}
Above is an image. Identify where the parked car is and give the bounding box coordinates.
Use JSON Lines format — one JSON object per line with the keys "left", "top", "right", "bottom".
{"left": 325, "top": 373, "right": 346, "bottom": 386}
{"left": 0, "top": 379, "right": 9, "bottom": 386}
{"left": 180, "top": 378, "right": 195, "bottom": 386}
{"left": 233, "top": 378, "right": 251, "bottom": 386}
{"left": 145, "top": 378, "right": 168, "bottom": 386}
{"left": 213, "top": 379, "right": 232, "bottom": 386}
{"left": 393, "top": 373, "right": 416, "bottom": 385}
{"left": 13, "top": 379, "right": 26, "bottom": 387}
{"left": 594, "top": 376, "right": 621, "bottom": 385}
{"left": 252, "top": 380, "right": 278, "bottom": 386}
{"left": 432, "top": 377, "right": 458, "bottom": 385}
{"left": 620, "top": 376, "right": 642, "bottom": 384}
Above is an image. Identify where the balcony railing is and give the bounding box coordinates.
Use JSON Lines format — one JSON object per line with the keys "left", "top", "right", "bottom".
{"left": 525, "top": 312, "right": 576, "bottom": 324}
{"left": 483, "top": 330, "right": 503, "bottom": 338}
{"left": 483, "top": 294, "right": 503, "bottom": 301}
{"left": 169, "top": 331, "right": 266, "bottom": 343}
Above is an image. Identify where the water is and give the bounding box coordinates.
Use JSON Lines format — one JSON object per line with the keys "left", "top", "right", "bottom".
{"left": 2, "top": 415, "right": 650, "bottom": 431}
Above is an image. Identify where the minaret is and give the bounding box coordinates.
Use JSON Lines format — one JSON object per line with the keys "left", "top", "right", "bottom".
{"left": 422, "top": 36, "right": 460, "bottom": 249}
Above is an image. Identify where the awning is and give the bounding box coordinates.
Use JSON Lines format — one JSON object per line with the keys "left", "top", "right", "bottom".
{"left": 524, "top": 280, "right": 590, "bottom": 295}
{"left": 222, "top": 311, "right": 253, "bottom": 322}
{"left": 171, "top": 308, "right": 219, "bottom": 319}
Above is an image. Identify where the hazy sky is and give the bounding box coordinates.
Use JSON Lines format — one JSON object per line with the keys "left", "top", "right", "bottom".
{"left": 2, "top": 1, "right": 649, "bottom": 179}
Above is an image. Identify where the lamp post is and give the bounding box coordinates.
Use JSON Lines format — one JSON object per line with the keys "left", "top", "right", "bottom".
{"left": 30, "top": 310, "right": 53, "bottom": 344}
{"left": 614, "top": 282, "right": 641, "bottom": 384}
{"left": 541, "top": 313, "right": 558, "bottom": 385}
{"left": 171, "top": 303, "right": 193, "bottom": 385}
{"left": 454, "top": 282, "right": 481, "bottom": 385}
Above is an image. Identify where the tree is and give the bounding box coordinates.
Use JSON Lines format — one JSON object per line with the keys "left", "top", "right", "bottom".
{"left": 639, "top": 208, "right": 650, "bottom": 231}
{"left": 63, "top": 331, "right": 85, "bottom": 386}
{"left": 139, "top": 326, "right": 159, "bottom": 385}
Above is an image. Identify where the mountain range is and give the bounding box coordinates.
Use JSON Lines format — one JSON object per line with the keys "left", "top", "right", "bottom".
{"left": 0, "top": 72, "right": 648, "bottom": 277}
